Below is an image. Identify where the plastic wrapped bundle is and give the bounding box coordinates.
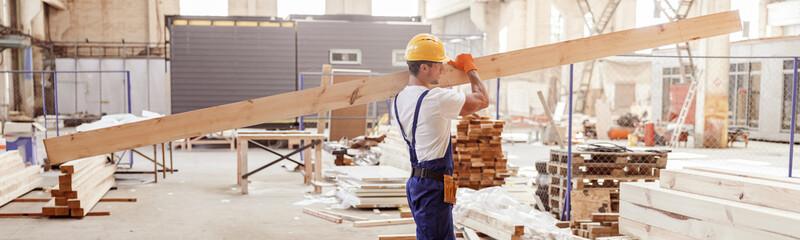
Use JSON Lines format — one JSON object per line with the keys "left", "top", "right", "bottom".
{"left": 453, "top": 187, "right": 572, "bottom": 240}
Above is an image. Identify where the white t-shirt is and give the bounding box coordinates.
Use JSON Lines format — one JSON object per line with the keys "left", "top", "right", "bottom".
{"left": 392, "top": 86, "right": 466, "bottom": 162}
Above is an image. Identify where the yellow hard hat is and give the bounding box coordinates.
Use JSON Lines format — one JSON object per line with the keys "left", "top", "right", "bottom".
{"left": 404, "top": 34, "right": 449, "bottom": 62}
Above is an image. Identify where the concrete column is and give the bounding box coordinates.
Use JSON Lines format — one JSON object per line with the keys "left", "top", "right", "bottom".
{"left": 526, "top": 0, "right": 551, "bottom": 47}
{"left": 18, "top": 0, "right": 45, "bottom": 116}
{"left": 326, "top": 0, "right": 371, "bottom": 15}
{"left": 694, "top": 0, "right": 731, "bottom": 148}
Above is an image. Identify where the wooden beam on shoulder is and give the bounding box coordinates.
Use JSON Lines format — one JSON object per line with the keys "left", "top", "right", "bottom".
{"left": 43, "top": 11, "right": 742, "bottom": 164}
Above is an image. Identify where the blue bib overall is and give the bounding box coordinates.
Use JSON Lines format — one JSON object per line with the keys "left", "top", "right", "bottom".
{"left": 394, "top": 90, "right": 456, "bottom": 240}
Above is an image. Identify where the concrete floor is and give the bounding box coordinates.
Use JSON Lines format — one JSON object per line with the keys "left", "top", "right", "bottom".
{"left": 0, "top": 146, "right": 414, "bottom": 240}
{"left": 3, "top": 129, "right": 799, "bottom": 239}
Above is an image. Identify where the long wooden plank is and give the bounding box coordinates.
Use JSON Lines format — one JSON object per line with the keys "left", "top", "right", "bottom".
{"left": 314, "top": 208, "right": 369, "bottom": 221}
{"left": 59, "top": 161, "right": 106, "bottom": 191}
{"left": 353, "top": 218, "right": 414, "bottom": 227}
{"left": 683, "top": 166, "right": 800, "bottom": 185}
{"left": 60, "top": 155, "right": 106, "bottom": 174}
{"left": 43, "top": 11, "right": 742, "bottom": 164}
{"left": 466, "top": 209, "right": 524, "bottom": 235}
{"left": 62, "top": 164, "right": 116, "bottom": 193}
{"left": 65, "top": 164, "right": 116, "bottom": 200}
{"left": 302, "top": 207, "right": 343, "bottom": 223}
{"left": 70, "top": 176, "right": 115, "bottom": 217}
{"left": 58, "top": 156, "right": 106, "bottom": 185}
{"left": 0, "top": 151, "right": 24, "bottom": 177}
{"left": 620, "top": 201, "right": 796, "bottom": 240}
{"left": 377, "top": 234, "right": 416, "bottom": 240}
{"left": 620, "top": 182, "right": 800, "bottom": 238}
{"left": 618, "top": 217, "right": 698, "bottom": 240}
{"left": 460, "top": 217, "right": 520, "bottom": 240}
{"left": 660, "top": 169, "right": 800, "bottom": 213}
{"left": 0, "top": 167, "right": 42, "bottom": 207}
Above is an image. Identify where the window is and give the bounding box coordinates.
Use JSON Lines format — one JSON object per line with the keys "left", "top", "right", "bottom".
{"left": 329, "top": 49, "right": 361, "bottom": 65}
{"left": 392, "top": 49, "right": 406, "bottom": 67}
{"left": 782, "top": 60, "right": 800, "bottom": 130}
{"left": 729, "top": 62, "right": 760, "bottom": 128}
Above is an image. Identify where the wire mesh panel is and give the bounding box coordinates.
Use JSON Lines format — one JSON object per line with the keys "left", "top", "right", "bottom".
{"left": 53, "top": 71, "right": 130, "bottom": 117}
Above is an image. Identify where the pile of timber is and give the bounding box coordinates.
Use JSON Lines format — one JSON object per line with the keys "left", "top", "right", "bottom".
{"left": 332, "top": 166, "right": 409, "bottom": 208}
{"left": 620, "top": 167, "right": 800, "bottom": 239}
{"left": 0, "top": 151, "right": 42, "bottom": 207}
{"left": 451, "top": 116, "right": 509, "bottom": 190}
{"left": 376, "top": 126, "right": 411, "bottom": 171}
{"left": 571, "top": 213, "right": 627, "bottom": 240}
{"left": 457, "top": 208, "right": 525, "bottom": 240}
{"left": 43, "top": 155, "right": 116, "bottom": 217}
{"left": 546, "top": 149, "right": 667, "bottom": 220}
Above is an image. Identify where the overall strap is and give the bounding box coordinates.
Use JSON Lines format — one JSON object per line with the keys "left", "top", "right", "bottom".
{"left": 410, "top": 90, "right": 431, "bottom": 147}
{"left": 393, "top": 93, "right": 411, "bottom": 147}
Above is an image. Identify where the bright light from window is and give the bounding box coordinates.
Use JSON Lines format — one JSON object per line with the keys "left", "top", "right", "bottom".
{"left": 180, "top": 0, "right": 228, "bottom": 16}
{"left": 373, "top": 0, "right": 418, "bottom": 16}
{"left": 278, "top": 0, "right": 325, "bottom": 18}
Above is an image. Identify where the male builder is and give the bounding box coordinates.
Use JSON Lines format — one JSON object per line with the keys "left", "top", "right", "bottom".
{"left": 393, "top": 33, "right": 490, "bottom": 239}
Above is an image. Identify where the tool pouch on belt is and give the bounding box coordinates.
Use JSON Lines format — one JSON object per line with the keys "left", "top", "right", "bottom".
{"left": 443, "top": 175, "right": 457, "bottom": 204}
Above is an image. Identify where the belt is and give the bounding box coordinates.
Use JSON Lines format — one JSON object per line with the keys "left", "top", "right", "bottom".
{"left": 411, "top": 167, "right": 444, "bottom": 182}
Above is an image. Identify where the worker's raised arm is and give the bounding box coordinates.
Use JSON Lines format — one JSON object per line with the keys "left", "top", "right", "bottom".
{"left": 448, "top": 54, "right": 490, "bottom": 116}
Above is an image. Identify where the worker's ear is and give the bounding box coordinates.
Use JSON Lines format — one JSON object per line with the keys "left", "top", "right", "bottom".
{"left": 419, "top": 63, "right": 429, "bottom": 72}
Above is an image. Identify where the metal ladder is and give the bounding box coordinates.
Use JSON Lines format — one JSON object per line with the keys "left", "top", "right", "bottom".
{"left": 574, "top": 0, "right": 622, "bottom": 114}
{"left": 654, "top": 0, "right": 698, "bottom": 147}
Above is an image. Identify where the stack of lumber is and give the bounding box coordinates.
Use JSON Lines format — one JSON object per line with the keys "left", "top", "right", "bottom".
{"left": 451, "top": 115, "right": 508, "bottom": 190}
{"left": 0, "top": 151, "right": 42, "bottom": 207}
{"left": 620, "top": 167, "right": 800, "bottom": 239}
{"left": 571, "top": 213, "right": 626, "bottom": 240}
{"left": 547, "top": 149, "right": 667, "bottom": 220}
{"left": 332, "top": 166, "right": 409, "bottom": 208}
{"left": 457, "top": 208, "right": 525, "bottom": 240}
{"left": 376, "top": 126, "right": 411, "bottom": 171}
{"left": 43, "top": 155, "right": 115, "bottom": 217}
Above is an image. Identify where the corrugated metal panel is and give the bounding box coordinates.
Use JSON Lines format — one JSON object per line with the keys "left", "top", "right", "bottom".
{"left": 170, "top": 24, "right": 296, "bottom": 114}
{"left": 296, "top": 21, "right": 430, "bottom": 118}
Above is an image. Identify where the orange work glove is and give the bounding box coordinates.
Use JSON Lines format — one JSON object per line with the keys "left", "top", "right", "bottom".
{"left": 447, "top": 53, "right": 478, "bottom": 73}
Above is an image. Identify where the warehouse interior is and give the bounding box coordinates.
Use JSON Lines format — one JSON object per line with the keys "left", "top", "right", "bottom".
{"left": 1, "top": 0, "right": 800, "bottom": 239}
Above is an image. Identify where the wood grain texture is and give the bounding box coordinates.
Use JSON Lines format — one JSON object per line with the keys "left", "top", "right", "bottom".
{"left": 620, "top": 182, "right": 800, "bottom": 238}
{"left": 620, "top": 201, "right": 795, "bottom": 240}
{"left": 660, "top": 169, "right": 800, "bottom": 214}
{"left": 353, "top": 218, "right": 414, "bottom": 227}
{"left": 618, "top": 217, "right": 698, "bottom": 240}
{"left": 43, "top": 11, "right": 742, "bottom": 164}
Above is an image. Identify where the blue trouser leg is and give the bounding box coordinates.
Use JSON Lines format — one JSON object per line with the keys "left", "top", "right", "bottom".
{"left": 407, "top": 177, "right": 455, "bottom": 240}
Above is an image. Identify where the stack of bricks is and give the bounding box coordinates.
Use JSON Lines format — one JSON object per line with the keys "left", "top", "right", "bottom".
{"left": 451, "top": 115, "right": 508, "bottom": 190}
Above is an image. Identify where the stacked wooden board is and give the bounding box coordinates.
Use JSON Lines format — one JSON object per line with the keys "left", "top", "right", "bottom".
{"left": 0, "top": 151, "right": 42, "bottom": 207}
{"left": 332, "top": 166, "right": 409, "bottom": 208}
{"left": 547, "top": 149, "right": 667, "bottom": 220}
{"left": 451, "top": 116, "right": 508, "bottom": 190}
{"left": 571, "top": 213, "right": 625, "bottom": 240}
{"left": 43, "top": 155, "right": 116, "bottom": 217}
{"left": 620, "top": 167, "right": 800, "bottom": 240}
{"left": 377, "top": 127, "right": 411, "bottom": 171}
{"left": 457, "top": 208, "right": 525, "bottom": 240}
